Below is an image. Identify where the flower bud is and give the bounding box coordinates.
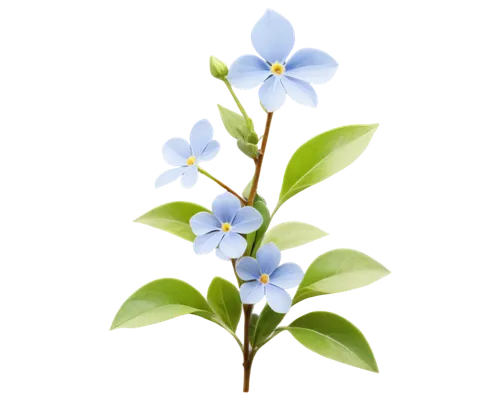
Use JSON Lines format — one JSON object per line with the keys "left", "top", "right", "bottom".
{"left": 210, "top": 56, "right": 228, "bottom": 80}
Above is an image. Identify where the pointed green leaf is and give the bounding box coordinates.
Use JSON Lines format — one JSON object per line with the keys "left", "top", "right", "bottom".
{"left": 207, "top": 277, "right": 242, "bottom": 332}
{"left": 241, "top": 177, "right": 271, "bottom": 257}
{"left": 276, "top": 124, "right": 378, "bottom": 212}
{"left": 110, "top": 279, "right": 214, "bottom": 330}
{"left": 218, "top": 104, "right": 248, "bottom": 140}
{"left": 215, "top": 103, "right": 258, "bottom": 159}
{"left": 252, "top": 304, "right": 286, "bottom": 347}
{"left": 261, "top": 222, "right": 328, "bottom": 251}
{"left": 248, "top": 313, "right": 259, "bottom": 345}
{"left": 282, "top": 311, "right": 378, "bottom": 372}
{"left": 134, "top": 201, "right": 209, "bottom": 242}
{"left": 294, "top": 249, "right": 390, "bottom": 304}
{"left": 250, "top": 198, "right": 271, "bottom": 257}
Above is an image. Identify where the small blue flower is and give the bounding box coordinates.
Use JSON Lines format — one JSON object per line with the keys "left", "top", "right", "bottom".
{"left": 236, "top": 243, "right": 304, "bottom": 313}
{"left": 227, "top": 9, "right": 338, "bottom": 113}
{"left": 155, "top": 119, "right": 220, "bottom": 189}
{"left": 189, "top": 192, "right": 264, "bottom": 259}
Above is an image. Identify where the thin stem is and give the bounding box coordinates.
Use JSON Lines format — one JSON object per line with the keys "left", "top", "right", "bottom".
{"left": 231, "top": 259, "right": 243, "bottom": 286}
{"left": 223, "top": 78, "right": 251, "bottom": 126}
{"left": 247, "top": 112, "right": 274, "bottom": 206}
{"left": 242, "top": 304, "right": 254, "bottom": 392}
{"left": 198, "top": 167, "right": 247, "bottom": 204}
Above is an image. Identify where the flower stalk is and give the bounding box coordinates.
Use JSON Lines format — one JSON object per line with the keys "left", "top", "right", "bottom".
{"left": 222, "top": 78, "right": 254, "bottom": 132}
{"left": 198, "top": 167, "right": 247, "bottom": 204}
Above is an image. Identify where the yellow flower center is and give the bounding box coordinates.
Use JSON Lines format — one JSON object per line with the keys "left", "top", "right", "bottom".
{"left": 221, "top": 222, "right": 232, "bottom": 232}
{"left": 270, "top": 62, "right": 285, "bottom": 76}
{"left": 259, "top": 273, "right": 270, "bottom": 285}
{"left": 186, "top": 156, "right": 196, "bottom": 166}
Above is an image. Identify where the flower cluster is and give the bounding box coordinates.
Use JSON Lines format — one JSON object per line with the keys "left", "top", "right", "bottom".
{"left": 188, "top": 193, "right": 304, "bottom": 313}
{"left": 153, "top": 9, "right": 335, "bottom": 313}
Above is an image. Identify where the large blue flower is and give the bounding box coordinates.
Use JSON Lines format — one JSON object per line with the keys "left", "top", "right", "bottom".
{"left": 227, "top": 9, "right": 338, "bottom": 112}
{"left": 190, "top": 192, "right": 263, "bottom": 259}
{"left": 155, "top": 119, "right": 220, "bottom": 189}
{"left": 236, "top": 243, "right": 304, "bottom": 313}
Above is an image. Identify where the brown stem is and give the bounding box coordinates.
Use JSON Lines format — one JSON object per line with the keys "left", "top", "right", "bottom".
{"left": 198, "top": 167, "right": 247, "bottom": 204}
{"left": 240, "top": 112, "right": 274, "bottom": 392}
{"left": 242, "top": 304, "right": 254, "bottom": 392}
{"left": 247, "top": 112, "right": 274, "bottom": 206}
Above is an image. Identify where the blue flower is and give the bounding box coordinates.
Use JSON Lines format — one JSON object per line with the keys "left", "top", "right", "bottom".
{"left": 227, "top": 9, "right": 338, "bottom": 112}
{"left": 189, "top": 192, "right": 264, "bottom": 259}
{"left": 155, "top": 119, "right": 220, "bottom": 189}
{"left": 236, "top": 243, "right": 304, "bottom": 313}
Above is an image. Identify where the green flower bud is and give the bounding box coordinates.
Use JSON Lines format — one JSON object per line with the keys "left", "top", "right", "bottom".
{"left": 209, "top": 56, "right": 228, "bottom": 80}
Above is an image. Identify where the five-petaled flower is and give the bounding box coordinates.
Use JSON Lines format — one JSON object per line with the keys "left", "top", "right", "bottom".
{"left": 236, "top": 243, "right": 304, "bottom": 313}
{"left": 156, "top": 119, "right": 220, "bottom": 189}
{"left": 190, "top": 192, "right": 263, "bottom": 259}
{"left": 227, "top": 9, "right": 338, "bottom": 113}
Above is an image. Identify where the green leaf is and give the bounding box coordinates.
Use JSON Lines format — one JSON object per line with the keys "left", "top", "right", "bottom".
{"left": 252, "top": 304, "right": 286, "bottom": 347}
{"left": 215, "top": 103, "right": 258, "bottom": 159}
{"left": 282, "top": 311, "right": 378, "bottom": 372}
{"left": 294, "top": 249, "right": 390, "bottom": 304}
{"left": 261, "top": 222, "right": 328, "bottom": 251}
{"left": 134, "top": 202, "right": 209, "bottom": 242}
{"left": 110, "top": 278, "right": 214, "bottom": 330}
{"left": 276, "top": 124, "right": 378, "bottom": 212}
{"left": 241, "top": 177, "right": 271, "bottom": 257}
{"left": 248, "top": 313, "right": 259, "bottom": 345}
{"left": 207, "top": 277, "right": 242, "bottom": 332}
{"left": 215, "top": 103, "right": 248, "bottom": 141}
{"left": 250, "top": 194, "right": 271, "bottom": 257}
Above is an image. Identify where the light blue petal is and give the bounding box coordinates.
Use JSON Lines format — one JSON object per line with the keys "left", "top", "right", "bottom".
{"left": 190, "top": 119, "right": 214, "bottom": 158}
{"left": 256, "top": 243, "right": 281, "bottom": 275}
{"left": 216, "top": 248, "right": 231, "bottom": 261}
{"left": 259, "top": 76, "right": 286, "bottom": 112}
{"left": 269, "top": 262, "right": 304, "bottom": 289}
{"left": 193, "top": 231, "right": 225, "bottom": 255}
{"left": 212, "top": 192, "right": 241, "bottom": 223}
{"left": 180, "top": 165, "right": 198, "bottom": 189}
{"left": 251, "top": 9, "right": 295, "bottom": 64}
{"left": 285, "top": 48, "right": 338, "bottom": 84}
{"left": 219, "top": 231, "right": 247, "bottom": 259}
{"left": 154, "top": 167, "right": 186, "bottom": 188}
{"left": 231, "top": 206, "right": 264, "bottom": 234}
{"left": 227, "top": 55, "right": 271, "bottom": 89}
{"left": 189, "top": 212, "right": 221, "bottom": 236}
{"left": 199, "top": 140, "right": 220, "bottom": 162}
{"left": 162, "top": 138, "right": 191, "bottom": 166}
{"left": 240, "top": 281, "right": 265, "bottom": 305}
{"left": 265, "top": 284, "right": 292, "bottom": 313}
{"left": 281, "top": 76, "right": 318, "bottom": 108}
{"left": 236, "top": 257, "right": 261, "bottom": 281}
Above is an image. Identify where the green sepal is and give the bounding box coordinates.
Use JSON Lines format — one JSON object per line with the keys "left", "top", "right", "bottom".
{"left": 237, "top": 139, "right": 259, "bottom": 159}
{"left": 209, "top": 56, "right": 228, "bottom": 80}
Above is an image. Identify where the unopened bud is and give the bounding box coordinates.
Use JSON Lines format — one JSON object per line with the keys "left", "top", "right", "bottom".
{"left": 208, "top": 54, "right": 229, "bottom": 79}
